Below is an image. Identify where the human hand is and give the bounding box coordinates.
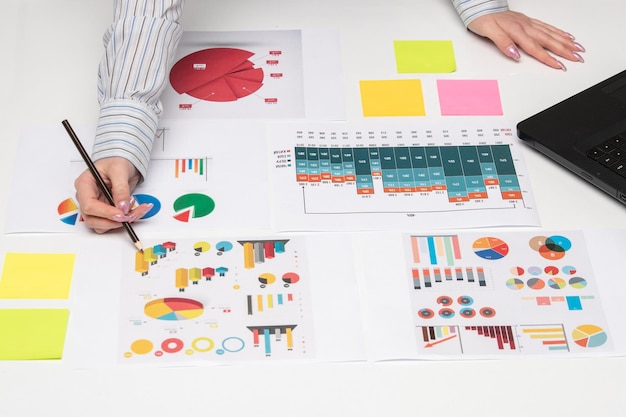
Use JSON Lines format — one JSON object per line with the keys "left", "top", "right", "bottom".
{"left": 467, "top": 11, "right": 585, "bottom": 70}
{"left": 74, "top": 157, "right": 153, "bottom": 234}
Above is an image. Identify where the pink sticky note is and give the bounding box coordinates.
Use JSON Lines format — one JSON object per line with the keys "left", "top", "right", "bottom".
{"left": 437, "top": 79, "right": 503, "bottom": 116}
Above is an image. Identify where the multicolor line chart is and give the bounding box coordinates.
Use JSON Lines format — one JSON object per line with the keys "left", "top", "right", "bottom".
{"left": 270, "top": 121, "right": 539, "bottom": 231}
{"left": 120, "top": 236, "right": 316, "bottom": 363}
{"left": 395, "top": 230, "right": 615, "bottom": 358}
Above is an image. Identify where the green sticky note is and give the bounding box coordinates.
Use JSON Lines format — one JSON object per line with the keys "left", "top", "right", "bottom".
{"left": 394, "top": 40, "right": 456, "bottom": 73}
{"left": 360, "top": 79, "right": 426, "bottom": 117}
{"left": 0, "top": 309, "right": 69, "bottom": 360}
{"left": 0, "top": 253, "right": 75, "bottom": 299}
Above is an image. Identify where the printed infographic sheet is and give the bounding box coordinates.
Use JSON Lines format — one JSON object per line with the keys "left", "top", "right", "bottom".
{"left": 58, "top": 233, "right": 365, "bottom": 367}
{"left": 160, "top": 29, "right": 345, "bottom": 120}
{"left": 269, "top": 121, "right": 540, "bottom": 231}
{"left": 5, "top": 120, "right": 271, "bottom": 235}
{"left": 360, "top": 229, "right": 616, "bottom": 359}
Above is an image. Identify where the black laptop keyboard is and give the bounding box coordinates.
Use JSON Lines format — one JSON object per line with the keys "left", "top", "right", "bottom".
{"left": 587, "top": 133, "right": 626, "bottom": 176}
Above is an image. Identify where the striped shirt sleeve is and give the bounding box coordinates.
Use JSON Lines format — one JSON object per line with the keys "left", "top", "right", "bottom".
{"left": 452, "top": 0, "right": 509, "bottom": 27}
{"left": 92, "top": 0, "right": 184, "bottom": 179}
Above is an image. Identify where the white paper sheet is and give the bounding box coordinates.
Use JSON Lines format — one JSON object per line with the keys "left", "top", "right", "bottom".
{"left": 358, "top": 229, "right": 622, "bottom": 360}
{"left": 268, "top": 120, "right": 540, "bottom": 231}
{"left": 160, "top": 29, "right": 346, "bottom": 120}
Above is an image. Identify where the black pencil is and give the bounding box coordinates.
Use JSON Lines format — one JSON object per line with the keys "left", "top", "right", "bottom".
{"left": 62, "top": 119, "right": 143, "bottom": 252}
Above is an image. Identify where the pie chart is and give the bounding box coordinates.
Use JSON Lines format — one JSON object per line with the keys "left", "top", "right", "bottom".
{"left": 144, "top": 297, "right": 204, "bottom": 321}
{"left": 259, "top": 273, "right": 276, "bottom": 285}
{"left": 572, "top": 324, "right": 608, "bottom": 348}
{"left": 170, "top": 48, "right": 264, "bottom": 102}
{"left": 215, "top": 241, "right": 233, "bottom": 254}
{"left": 173, "top": 193, "right": 215, "bottom": 222}
{"left": 506, "top": 278, "right": 524, "bottom": 290}
{"left": 569, "top": 277, "right": 588, "bottom": 289}
{"left": 58, "top": 198, "right": 80, "bottom": 225}
{"left": 472, "top": 237, "right": 509, "bottom": 260}
{"left": 282, "top": 272, "right": 300, "bottom": 285}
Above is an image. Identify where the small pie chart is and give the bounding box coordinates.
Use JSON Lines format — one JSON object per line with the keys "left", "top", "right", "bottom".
{"left": 173, "top": 193, "right": 215, "bottom": 222}
{"left": 58, "top": 198, "right": 80, "bottom": 225}
{"left": 282, "top": 272, "right": 300, "bottom": 285}
{"left": 144, "top": 298, "right": 204, "bottom": 321}
{"left": 258, "top": 273, "right": 276, "bottom": 285}
{"left": 572, "top": 324, "right": 608, "bottom": 348}
{"left": 215, "top": 241, "right": 234, "bottom": 254}
{"left": 472, "top": 237, "right": 509, "bottom": 260}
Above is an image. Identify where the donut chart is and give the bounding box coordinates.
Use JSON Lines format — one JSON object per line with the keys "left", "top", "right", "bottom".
{"left": 472, "top": 237, "right": 509, "bottom": 260}
{"left": 144, "top": 298, "right": 204, "bottom": 321}
{"left": 170, "top": 48, "right": 264, "bottom": 102}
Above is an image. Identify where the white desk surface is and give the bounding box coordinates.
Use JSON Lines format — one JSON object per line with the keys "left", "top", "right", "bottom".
{"left": 1, "top": 0, "right": 626, "bottom": 415}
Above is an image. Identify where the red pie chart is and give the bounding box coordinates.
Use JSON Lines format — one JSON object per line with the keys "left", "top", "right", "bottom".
{"left": 170, "top": 48, "right": 264, "bottom": 102}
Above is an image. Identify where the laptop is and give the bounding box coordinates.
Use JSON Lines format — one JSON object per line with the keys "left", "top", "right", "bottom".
{"left": 517, "top": 69, "right": 626, "bottom": 205}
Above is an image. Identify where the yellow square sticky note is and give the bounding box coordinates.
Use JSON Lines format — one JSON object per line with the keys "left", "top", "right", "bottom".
{"left": 0, "top": 309, "right": 69, "bottom": 360}
{"left": 360, "top": 79, "right": 425, "bottom": 117}
{"left": 394, "top": 40, "right": 456, "bottom": 73}
{"left": 0, "top": 253, "right": 76, "bottom": 299}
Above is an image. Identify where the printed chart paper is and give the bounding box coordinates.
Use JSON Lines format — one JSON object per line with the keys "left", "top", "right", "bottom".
{"left": 269, "top": 121, "right": 539, "bottom": 231}
{"left": 360, "top": 230, "right": 616, "bottom": 360}
{"left": 35, "top": 233, "right": 365, "bottom": 368}
{"left": 5, "top": 120, "right": 272, "bottom": 235}
{"left": 161, "top": 29, "right": 345, "bottom": 120}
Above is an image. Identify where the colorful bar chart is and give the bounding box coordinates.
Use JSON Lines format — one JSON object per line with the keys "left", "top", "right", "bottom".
{"left": 411, "top": 266, "right": 487, "bottom": 289}
{"left": 174, "top": 157, "right": 208, "bottom": 180}
{"left": 465, "top": 325, "right": 517, "bottom": 351}
{"left": 247, "top": 325, "right": 297, "bottom": 356}
{"left": 295, "top": 144, "right": 522, "bottom": 202}
{"left": 410, "top": 235, "right": 462, "bottom": 266}
{"left": 238, "top": 239, "right": 290, "bottom": 269}
{"left": 247, "top": 293, "right": 294, "bottom": 315}
{"left": 519, "top": 324, "right": 568, "bottom": 352}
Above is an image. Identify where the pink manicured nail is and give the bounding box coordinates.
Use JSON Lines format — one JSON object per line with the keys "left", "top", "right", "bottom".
{"left": 573, "top": 42, "right": 585, "bottom": 52}
{"left": 117, "top": 200, "right": 132, "bottom": 214}
{"left": 114, "top": 213, "right": 138, "bottom": 222}
{"left": 507, "top": 45, "right": 521, "bottom": 60}
{"left": 557, "top": 60, "right": 567, "bottom": 71}
{"left": 573, "top": 52, "right": 585, "bottom": 63}
{"left": 565, "top": 32, "right": 576, "bottom": 40}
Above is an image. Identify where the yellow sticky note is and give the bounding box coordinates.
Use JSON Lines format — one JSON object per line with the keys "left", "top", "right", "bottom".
{"left": 0, "top": 309, "right": 69, "bottom": 360}
{"left": 0, "top": 253, "right": 75, "bottom": 299}
{"left": 360, "top": 79, "right": 425, "bottom": 117}
{"left": 394, "top": 40, "right": 456, "bottom": 73}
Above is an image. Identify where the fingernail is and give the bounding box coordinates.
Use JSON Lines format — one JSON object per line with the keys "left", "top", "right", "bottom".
{"left": 113, "top": 213, "right": 138, "bottom": 222}
{"left": 565, "top": 32, "right": 576, "bottom": 40}
{"left": 507, "top": 45, "right": 521, "bottom": 61}
{"left": 139, "top": 204, "right": 154, "bottom": 218}
{"left": 573, "top": 52, "right": 585, "bottom": 63}
{"left": 117, "top": 200, "right": 131, "bottom": 214}
{"left": 557, "top": 60, "right": 567, "bottom": 71}
{"left": 573, "top": 42, "right": 585, "bottom": 52}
